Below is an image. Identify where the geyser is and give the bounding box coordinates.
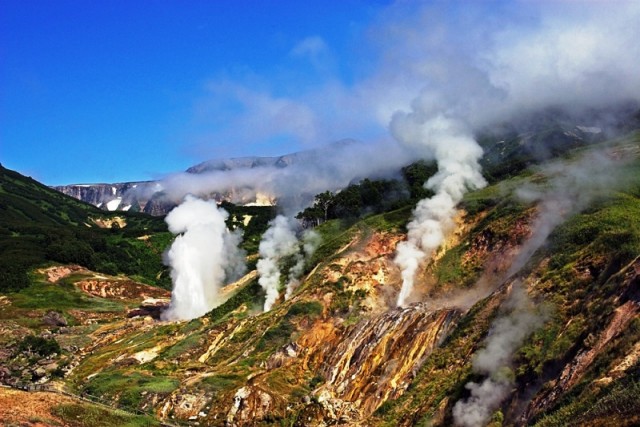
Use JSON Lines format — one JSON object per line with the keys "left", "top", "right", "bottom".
{"left": 257, "top": 215, "right": 320, "bottom": 311}
{"left": 257, "top": 215, "right": 300, "bottom": 311}
{"left": 392, "top": 115, "right": 486, "bottom": 307}
{"left": 162, "top": 195, "right": 246, "bottom": 321}
{"left": 453, "top": 282, "right": 546, "bottom": 427}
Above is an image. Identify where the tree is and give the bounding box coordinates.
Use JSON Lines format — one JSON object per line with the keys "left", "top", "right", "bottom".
{"left": 314, "top": 191, "right": 334, "bottom": 222}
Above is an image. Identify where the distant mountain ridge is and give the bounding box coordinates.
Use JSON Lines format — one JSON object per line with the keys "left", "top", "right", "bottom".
{"left": 54, "top": 181, "right": 156, "bottom": 213}
{"left": 53, "top": 105, "right": 640, "bottom": 215}
{"left": 53, "top": 140, "right": 359, "bottom": 215}
{"left": 186, "top": 138, "right": 357, "bottom": 173}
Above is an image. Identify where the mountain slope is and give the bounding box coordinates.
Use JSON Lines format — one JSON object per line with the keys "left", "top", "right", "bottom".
{"left": 54, "top": 108, "right": 635, "bottom": 217}
{"left": 0, "top": 163, "right": 172, "bottom": 290}
{"left": 1, "top": 131, "right": 639, "bottom": 426}
{"left": 29, "top": 133, "right": 640, "bottom": 424}
{"left": 53, "top": 139, "right": 359, "bottom": 215}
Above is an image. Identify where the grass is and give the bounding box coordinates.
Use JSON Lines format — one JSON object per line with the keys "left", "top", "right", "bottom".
{"left": 0, "top": 164, "right": 173, "bottom": 292}
{"left": 158, "top": 332, "right": 204, "bottom": 360}
{"left": 207, "top": 279, "right": 263, "bottom": 324}
{"left": 52, "top": 402, "right": 160, "bottom": 427}
{"left": 362, "top": 205, "right": 413, "bottom": 232}
{"left": 255, "top": 319, "right": 295, "bottom": 352}
{"left": 284, "top": 301, "right": 323, "bottom": 320}
{"left": 200, "top": 373, "right": 244, "bottom": 393}
{"left": 9, "top": 280, "right": 125, "bottom": 312}
{"left": 83, "top": 371, "right": 179, "bottom": 411}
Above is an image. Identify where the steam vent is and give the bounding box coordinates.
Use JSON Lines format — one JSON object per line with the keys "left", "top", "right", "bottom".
{"left": 3, "top": 1, "right": 640, "bottom": 426}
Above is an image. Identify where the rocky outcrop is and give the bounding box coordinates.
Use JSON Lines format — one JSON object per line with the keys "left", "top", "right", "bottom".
{"left": 521, "top": 256, "right": 640, "bottom": 422}
{"left": 318, "top": 305, "right": 459, "bottom": 415}
{"left": 51, "top": 140, "right": 357, "bottom": 215}
{"left": 54, "top": 181, "right": 154, "bottom": 212}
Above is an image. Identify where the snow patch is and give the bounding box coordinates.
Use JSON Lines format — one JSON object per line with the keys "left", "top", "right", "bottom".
{"left": 576, "top": 125, "right": 602, "bottom": 134}
{"left": 111, "top": 186, "right": 117, "bottom": 195}
{"left": 122, "top": 205, "right": 132, "bottom": 211}
{"left": 106, "top": 198, "right": 122, "bottom": 211}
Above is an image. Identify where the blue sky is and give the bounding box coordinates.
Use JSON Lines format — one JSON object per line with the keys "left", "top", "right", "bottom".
{"left": 1, "top": 0, "right": 390, "bottom": 184}
{"left": 3, "top": 1, "right": 639, "bottom": 186}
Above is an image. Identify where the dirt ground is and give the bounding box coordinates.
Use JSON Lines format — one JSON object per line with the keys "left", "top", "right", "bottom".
{"left": 0, "top": 387, "right": 70, "bottom": 426}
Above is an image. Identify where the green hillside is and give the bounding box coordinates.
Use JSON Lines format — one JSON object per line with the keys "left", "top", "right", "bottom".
{"left": 0, "top": 164, "right": 171, "bottom": 290}
{"left": 1, "top": 127, "right": 640, "bottom": 426}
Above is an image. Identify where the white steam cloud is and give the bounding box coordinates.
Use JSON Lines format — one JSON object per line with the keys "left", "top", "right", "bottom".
{"left": 285, "top": 229, "right": 321, "bottom": 300}
{"left": 384, "top": 1, "right": 639, "bottom": 306}
{"left": 453, "top": 282, "right": 546, "bottom": 427}
{"left": 257, "top": 216, "right": 299, "bottom": 311}
{"left": 162, "top": 196, "right": 246, "bottom": 321}
{"left": 509, "top": 149, "right": 623, "bottom": 277}
{"left": 452, "top": 147, "right": 626, "bottom": 425}
{"left": 181, "top": 1, "right": 639, "bottom": 160}
{"left": 392, "top": 116, "right": 486, "bottom": 307}
{"left": 134, "top": 1, "right": 640, "bottom": 222}
{"left": 144, "top": 1, "right": 639, "bottom": 320}
{"left": 152, "top": 139, "right": 415, "bottom": 216}
{"left": 257, "top": 215, "right": 320, "bottom": 311}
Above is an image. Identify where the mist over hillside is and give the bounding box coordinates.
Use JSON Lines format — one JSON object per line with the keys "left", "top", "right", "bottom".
{"left": 4, "top": 127, "right": 640, "bottom": 426}
{"left": 4, "top": 1, "right": 640, "bottom": 426}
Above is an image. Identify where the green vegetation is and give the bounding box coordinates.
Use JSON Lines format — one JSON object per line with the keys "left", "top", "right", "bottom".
{"left": 285, "top": 301, "right": 323, "bottom": 320}
{"left": 207, "top": 280, "right": 264, "bottom": 324}
{"left": 158, "top": 332, "right": 204, "bottom": 360}
{"left": 220, "top": 201, "right": 276, "bottom": 255}
{"left": 18, "top": 335, "right": 61, "bottom": 356}
{"left": 52, "top": 402, "right": 160, "bottom": 427}
{"left": 375, "top": 133, "right": 640, "bottom": 425}
{"left": 200, "top": 373, "right": 244, "bottom": 393}
{"left": 534, "top": 366, "right": 640, "bottom": 426}
{"left": 2, "top": 124, "right": 640, "bottom": 426}
{"left": 296, "top": 166, "right": 435, "bottom": 225}
{"left": 8, "top": 279, "right": 125, "bottom": 313}
{"left": 255, "top": 319, "right": 295, "bottom": 352}
{"left": 83, "top": 371, "right": 179, "bottom": 411}
{"left": 0, "top": 164, "right": 172, "bottom": 291}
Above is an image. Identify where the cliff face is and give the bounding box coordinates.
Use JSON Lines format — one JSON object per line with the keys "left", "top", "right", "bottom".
{"left": 54, "top": 181, "right": 157, "bottom": 213}
{"left": 51, "top": 143, "right": 356, "bottom": 215}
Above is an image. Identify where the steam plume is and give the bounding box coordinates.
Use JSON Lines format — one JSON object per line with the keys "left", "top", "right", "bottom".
{"left": 393, "top": 115, "right": 486, "bottom": 307}
{"left": 510, "top": 150, "right": 622, "bottom": 277}
{"left": 452, "top": 148, "right": 625, "bottom": 424}
{"left": 140, "top": 1, "right": 638, "bottom": 318}
{"left": 285, "top": 229, "right": 321, "bottom": 300}
{"left": 257, "top": 215, "right": 301, "bottom": 311}
{"left": 146, "top": 139, "right": 415, "bottom": 215}
{"left": 453, "top": 282, "right": 546, "bottom": 427}
{"left": 162, "top": 196, "right": 246, "bottom": 321}
{"left": 257, "top": 215, "right": 321, "bottom": 311}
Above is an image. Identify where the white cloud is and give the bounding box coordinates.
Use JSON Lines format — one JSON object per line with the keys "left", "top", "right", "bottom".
{"left": 290, "top": 35, "right": 329, "bottom": 59}
{"left": 182, "top": 0, "right": 640, "bottom": 168}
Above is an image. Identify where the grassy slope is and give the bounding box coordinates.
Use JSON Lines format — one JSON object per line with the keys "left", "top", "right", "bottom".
{"left": 0, "top": 164, "right": 172, "bottom": 290}
{"left": 60, "top": 133, "right": 640, "bottom": 425}
{"left": 2, "top": 129, "right": 640, "bottom": 425}
{"left": 376, "top": 132, "right": 640, "bottom": 426}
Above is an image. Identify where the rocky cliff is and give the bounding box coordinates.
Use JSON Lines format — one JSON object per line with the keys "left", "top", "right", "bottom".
{"left": 53, "top": 140, "right": 358, "bottom": 216}
{"left": 53, "top": 181, "right": 158, "bottom": 213}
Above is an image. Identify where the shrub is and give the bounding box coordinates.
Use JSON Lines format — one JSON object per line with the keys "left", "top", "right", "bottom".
{"left": 18, "top": 335, "right": 61, "bottom": 357}
{"left": 285, "top": 301, "right": 323, "bottom": 320}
